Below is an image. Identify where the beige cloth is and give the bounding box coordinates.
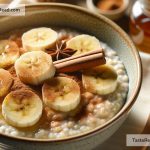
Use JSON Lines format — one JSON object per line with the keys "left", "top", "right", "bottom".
{"left": 96, "top": 52, "right": 150, "bottom": 150}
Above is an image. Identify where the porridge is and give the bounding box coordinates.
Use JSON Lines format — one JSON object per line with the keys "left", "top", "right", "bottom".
{"left": 0, "top": 27, "right": 128, "bottom": 139}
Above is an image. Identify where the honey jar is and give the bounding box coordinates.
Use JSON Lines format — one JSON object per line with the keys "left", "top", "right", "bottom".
{"left": 130, "top": 0, "right": 150, "bottom": 53}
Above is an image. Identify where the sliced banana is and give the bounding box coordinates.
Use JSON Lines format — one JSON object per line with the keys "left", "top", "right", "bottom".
{"left": 15, "top": 51, "right": 55, "bottom": 85}
{"left": 22, "top": 27, "right": 58, "bottom": 51}
{"left": 66, "top": 34, "right": 101, "bottom": 56}
{"left": 2, "top": 90, "right": 43, "bottom": 128}
{"left": 0, "top": 69, "right": 13, "bottom": 97}
{"left": 42, "top": 77, "right": 81, "bottom": 112}
{"left": 0, "top": 40, "right": 20, "bottom": 68}
{"left": 82, "top": 64, "right": 118, "bottom": 95}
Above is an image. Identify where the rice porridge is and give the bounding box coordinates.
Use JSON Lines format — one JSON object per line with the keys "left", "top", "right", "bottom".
{"left": 0, "top": 28, "right": 129, "bottom": 139}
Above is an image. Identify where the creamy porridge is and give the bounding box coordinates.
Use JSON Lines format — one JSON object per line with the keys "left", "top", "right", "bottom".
{"left": 0, "top": 28, "right": 128, "bottom": 139}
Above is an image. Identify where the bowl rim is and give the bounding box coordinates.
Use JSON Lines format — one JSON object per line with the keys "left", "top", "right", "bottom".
{"left": 86, "top": 0, "right": 129, "bottom": 15}
{"left": 0, "top": 3, "right": 142, "bottom": 143}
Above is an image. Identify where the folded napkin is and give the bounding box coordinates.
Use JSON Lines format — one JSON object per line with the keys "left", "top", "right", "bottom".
{"left": 95, "top": 52, "right": 150, "bottom": 150}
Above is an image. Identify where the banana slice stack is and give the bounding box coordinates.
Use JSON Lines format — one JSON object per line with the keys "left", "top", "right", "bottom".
{"left": 0, "top": 28, "right": 119, "bottom": 129}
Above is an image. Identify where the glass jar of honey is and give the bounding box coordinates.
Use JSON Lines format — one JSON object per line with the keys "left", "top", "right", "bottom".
{"left": 130, "top": 0, "right": 150, "bottom": 54}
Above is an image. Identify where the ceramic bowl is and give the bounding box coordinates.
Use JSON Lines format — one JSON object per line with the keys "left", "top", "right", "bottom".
{"left": 86, "top": 0, "right": 129, "bottom": 20}
{"left": 0, "top": 3, "right": 142, "bottom": 150}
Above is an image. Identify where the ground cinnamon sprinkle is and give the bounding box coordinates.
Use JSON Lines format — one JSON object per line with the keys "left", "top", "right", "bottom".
{"left": 97, "top": 0, "right": 123, "bottom": 11}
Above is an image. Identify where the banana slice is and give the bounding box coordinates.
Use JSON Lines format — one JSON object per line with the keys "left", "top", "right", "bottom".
{"left": 15, "top": 51, "right": 55, "bottom": 85}
{"left": 82, "top": 64, "right": 118, "bottom": 95}
{"left": 42, "top": 77, "right": 81, "bottom": 112}
{"left": 0, "top": 40, "right": 20, "bottom": 68}
{"left": 66, "top": 34, "right": 101, "bottom": 56}
{"left": 0, "top": 69, "right": 13, "bottom": 97}
{"left": 2, "top": 90, "right": 43, "bottom": 128}
{"left": 22, "top": 27, "right": 58, "bottom": 51}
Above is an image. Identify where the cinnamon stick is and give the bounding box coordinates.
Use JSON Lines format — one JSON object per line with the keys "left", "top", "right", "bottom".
{"left": 54, "top": 49, "right": 103, "bottom": 64}
{"left": 54, "top": 49, "right": 106, "bottom": 73}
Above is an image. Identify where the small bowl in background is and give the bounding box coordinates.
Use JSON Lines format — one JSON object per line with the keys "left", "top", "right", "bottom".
{"left": 86, "top": 0, "right": 129, "bottom": 20}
